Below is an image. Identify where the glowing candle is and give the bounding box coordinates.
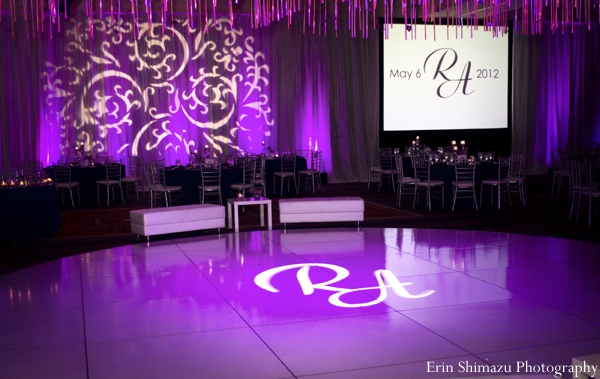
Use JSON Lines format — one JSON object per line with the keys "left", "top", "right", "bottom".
{"left": 237, "top": 192, "right": 243, "bottom": 199}
{"left": 451, "top": 141, "right": 456, "bottom": 145}
{"left": 412, "top": 141, "right": 416, "bottom": 146}
{"left": 461, "top": 140, "right": 466, "bottom": 145}
{"left": 453, "top": 146, "right": 458, "bottom": 151}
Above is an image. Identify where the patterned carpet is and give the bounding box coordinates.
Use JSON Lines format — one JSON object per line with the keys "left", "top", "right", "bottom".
{"left": 55, "top": 208, "right": 134, "bottom": 237}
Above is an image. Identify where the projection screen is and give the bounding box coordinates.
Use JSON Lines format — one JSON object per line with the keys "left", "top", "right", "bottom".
{"left": 382, "top": 25, "right": 509, "bottom": 131}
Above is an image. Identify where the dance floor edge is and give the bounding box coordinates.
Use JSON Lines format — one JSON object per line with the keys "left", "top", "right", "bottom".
{"left": 1, "top": 227, "right": 600, "bottom": 379}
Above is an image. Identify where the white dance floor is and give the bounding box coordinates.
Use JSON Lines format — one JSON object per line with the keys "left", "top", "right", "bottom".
{"left": 1, "top": 228, "right": 600, "bottom": 378}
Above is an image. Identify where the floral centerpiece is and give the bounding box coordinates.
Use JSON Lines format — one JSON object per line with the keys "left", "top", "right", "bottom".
{"left": 250, "top": 185, "right": 264, "bottom": 200}
{"left": 73, "top": 142, "right": 93, "bottom": 167}
{"left": 190, "top": 145, "right": 212, "bottom": 166}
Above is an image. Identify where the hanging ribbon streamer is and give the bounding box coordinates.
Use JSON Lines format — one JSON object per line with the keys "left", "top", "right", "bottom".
{"left": 1, "top": 0, "right": 596, "bottom": 40}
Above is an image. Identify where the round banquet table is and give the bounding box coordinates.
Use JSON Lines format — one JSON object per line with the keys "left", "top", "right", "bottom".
{"left": 46, "top": 165, "right": 127, "bottom": 206}
{"left": 0, "top": 185, "right": 62, "bottom": 242}
{"left": 164, "top": 157, "right": 308, "bottom": 204}
{"left": 399, "top": 156, "right": 498, "bottom": 209}
{"left": 263, "top": 156, "right": 308, "bottom": 196}
{"left": 164, "top": 166, "right": 243, "bottom": 205}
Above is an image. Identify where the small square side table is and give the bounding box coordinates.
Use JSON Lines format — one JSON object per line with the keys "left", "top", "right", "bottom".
{"left": 226, "top": 197, "right": 273, "bottom": 233}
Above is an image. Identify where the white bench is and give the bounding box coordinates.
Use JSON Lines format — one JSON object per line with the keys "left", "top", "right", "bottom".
{"left": 130, "top": 204, "right": 225, "bottom": 241}
{"left": 278, "top": 197, "right": 364, "bottom": 228}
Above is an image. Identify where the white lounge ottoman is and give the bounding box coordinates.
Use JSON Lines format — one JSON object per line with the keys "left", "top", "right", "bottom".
{"left": 278, "top": 197, "right": 364, "bottom": 227}
{"left": 130, "top": 204, "right": 225, "bottom": 241}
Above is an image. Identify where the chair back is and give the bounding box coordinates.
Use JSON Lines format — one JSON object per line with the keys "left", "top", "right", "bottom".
{"left": 234, "top": 154, "right": 247, "bottom": 167}
{"left": 54, "top": 164, "right": 72, "bottom": 183}
{"left": 135, "top": 157, "right": 144, "bottom": 180}
{"left": 252, "top": 155, "right": 266, "bottom": 182}
{"left": 279, "top": 154, "right": 297, "bottom": 173}
{"left": 365, "top": 150, "right": 378, "bottom": 169}
{"left": 200, "top": 162, "right": 221, "bottom": 187}
{"left": 105, "top": 162, "right": 122, "bottom": 182}
{"left": 240, "top": 159, "right": 255, "bottom": 185}
{"left": 556, "top": 149, "right": 570, "bottom": 171}
{"left": 497, "top": 157, "right": 511, "bottom": 181}
{"left": 310, "top": 151, "right": 322, "bottom": 172}
{"left": 379, "top": 147, "right": 392, "bottom": 155}
{"left": 575, "top": 161, "right": 593, "bottom": 193}
{"left": 378, "top": 152, "right": 394, "bottom": 171}
{"left": 27, "top": 160, "right": 43, "bottom": 175}
{"left": 126, "top": 156, "right": 137, "bottom": 177}
{"left": 145, "top": 162, "right": 156, "bottom": 188}
{"left": 395, "top": 154, "right": 408, "bottom": 179}
{"left": 510, "top": 154, "right": 526, "bottom": 179}
{"left": 412, "top": 155, "right": 431, "bottom": 183}
{"left": 455, "top": 160, "right": 476, "bottom": 183}
{"left": 149, "top": 160, "right": 165, "bottom": 184}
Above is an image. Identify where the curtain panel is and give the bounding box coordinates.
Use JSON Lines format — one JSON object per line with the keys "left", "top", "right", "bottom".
{"left": 0, "top": 14, "right": 380, "bottom": 182}
{"left": 512, "top": 24, "right": 600, "bottom": 174}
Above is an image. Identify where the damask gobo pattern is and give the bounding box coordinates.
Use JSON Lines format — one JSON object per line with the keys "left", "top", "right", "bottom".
{"left": 42, "top": 16, "right": 273, "bottom": 162}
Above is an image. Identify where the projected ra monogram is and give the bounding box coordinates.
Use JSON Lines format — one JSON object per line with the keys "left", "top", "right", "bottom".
{"left": 424, "top": 48, "right": 474, "bottom": 99}
{"left": 254, "top": 263, "right": 435, "bottom": 308}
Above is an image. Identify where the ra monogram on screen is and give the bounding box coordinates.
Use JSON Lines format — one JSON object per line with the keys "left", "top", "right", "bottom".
{"left": 254, "top": 263, "right": 435, "bottom": 308}
{"left": 390, "top": 48, "right": 503, "bottom": 99}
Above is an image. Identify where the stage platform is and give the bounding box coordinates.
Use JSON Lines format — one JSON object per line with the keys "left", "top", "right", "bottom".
{"left": 1, "top": 228, "right": 600, "bottom": 378}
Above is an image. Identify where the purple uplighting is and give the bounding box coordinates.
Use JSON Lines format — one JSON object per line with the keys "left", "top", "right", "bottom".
{"left": 3, "top": 12, "right": 600, "bottom": 177}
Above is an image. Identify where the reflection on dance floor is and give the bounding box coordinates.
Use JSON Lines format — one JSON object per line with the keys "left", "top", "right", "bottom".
{"left": 1, "top": 228, "right": 600, "bottom": 378}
